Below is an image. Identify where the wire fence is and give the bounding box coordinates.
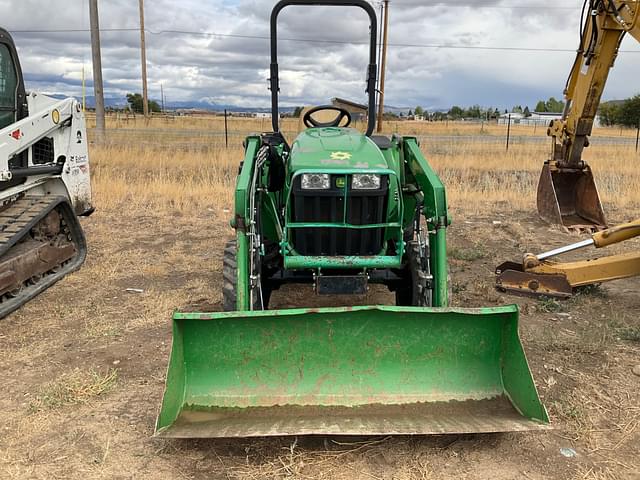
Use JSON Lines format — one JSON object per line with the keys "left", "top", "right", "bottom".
{"left": 87, "top": 127, "right": 640, "bottom": 153}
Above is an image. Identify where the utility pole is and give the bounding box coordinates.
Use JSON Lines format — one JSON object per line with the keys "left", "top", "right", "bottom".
{"left": 160, "top": 83, "right": 164, "bottom": 113}
{"left": 376, "top": 0, "right": 389, "bottom": 133}
{"left": 81, "top": 65, "right": 86, "bottom": 113}
{"left": 139, "top": 0, "right": 149, "bottom": 117}
{"left": 89, "top": 0, "right": 105, "bottom": 138}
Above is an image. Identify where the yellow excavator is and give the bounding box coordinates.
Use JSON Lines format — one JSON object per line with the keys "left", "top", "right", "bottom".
{"left": 537, "top": 0, "right": 640, "bottom": 232}
{"left": 499, "top": 0, "right": 640, "bottom": 298}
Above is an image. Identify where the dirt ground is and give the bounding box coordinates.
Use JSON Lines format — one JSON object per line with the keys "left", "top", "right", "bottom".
{"left": 0, "top": 205, "right": 638, "bottom": 480}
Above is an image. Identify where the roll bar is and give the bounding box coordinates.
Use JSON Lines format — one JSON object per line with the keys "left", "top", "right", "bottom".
{"left": 269, "top": 0, "right": 378, "bottom": 136}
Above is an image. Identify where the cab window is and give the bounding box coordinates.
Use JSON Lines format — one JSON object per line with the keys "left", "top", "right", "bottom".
{"left": 0, "top": 43, "right": 18, "bottom": 129}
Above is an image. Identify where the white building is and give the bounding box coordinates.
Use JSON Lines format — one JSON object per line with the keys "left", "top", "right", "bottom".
{"left": 497, "top": 112, "right": 525, "bottom": 125}
{"left": 498, "top": 111, "right": 602, "bottom": 127}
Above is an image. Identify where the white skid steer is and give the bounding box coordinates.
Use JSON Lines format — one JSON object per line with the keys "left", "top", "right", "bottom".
{"left": 0, "top": 28, "right": 92, "bottom": 317}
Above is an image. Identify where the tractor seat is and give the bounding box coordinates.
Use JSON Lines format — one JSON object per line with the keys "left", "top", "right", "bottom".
{"left": 370, "top": 135, "right": 391, "bottom": 150}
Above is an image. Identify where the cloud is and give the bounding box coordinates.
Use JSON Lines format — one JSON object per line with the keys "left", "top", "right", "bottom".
{"left": 2, "top": 0, "right": 639, "bottom": 110}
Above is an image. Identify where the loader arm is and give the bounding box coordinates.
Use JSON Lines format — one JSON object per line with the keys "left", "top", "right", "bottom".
{"left": 0, "top": 97, "right": 76, "bottom": 179}
{"left": 537, "top": 0, "right": 640, "bottom": 230}
{"left": 402, "top": 136, "right": 449, "bottom": 306}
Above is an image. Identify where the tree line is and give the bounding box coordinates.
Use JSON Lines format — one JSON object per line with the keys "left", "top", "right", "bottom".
{"left": 598, "top": 95, "right": 640, "bottom": 127}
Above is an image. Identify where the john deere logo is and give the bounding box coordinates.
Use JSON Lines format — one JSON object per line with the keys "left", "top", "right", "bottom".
{"left": 330, "top": 151, "right": 351, "bottom": 160}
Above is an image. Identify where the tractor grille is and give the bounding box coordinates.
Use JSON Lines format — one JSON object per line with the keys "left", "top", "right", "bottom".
{"left": 290, "top": 175, "right": 387, "bottom": 256}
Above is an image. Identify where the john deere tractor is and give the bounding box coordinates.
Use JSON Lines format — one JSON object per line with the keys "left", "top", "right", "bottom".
{"left": 156, "top": 0, "right": 549, "bottom": 438}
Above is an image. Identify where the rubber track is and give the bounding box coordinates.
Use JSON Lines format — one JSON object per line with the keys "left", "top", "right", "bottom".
{"left": 0, "top": 196, "right": 62, "bottom": 255}
{"left": 0, "top": 195, "right": 87, "bottom": 318}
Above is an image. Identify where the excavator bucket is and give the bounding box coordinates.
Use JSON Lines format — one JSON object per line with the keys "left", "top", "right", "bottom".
{"left": 536, "top": 162, "right": 606, "bottom": 231}
{"left": 155, "top": 305, "right": 549, "bottom": 438}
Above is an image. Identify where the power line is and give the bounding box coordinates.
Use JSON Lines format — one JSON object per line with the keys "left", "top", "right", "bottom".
{"left": 9, "top": 27, "right": 640, "bottom": 53}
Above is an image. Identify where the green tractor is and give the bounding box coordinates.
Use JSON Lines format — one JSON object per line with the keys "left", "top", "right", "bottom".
{"left": 156, "top": 0, "right": 549, "bottom": 438}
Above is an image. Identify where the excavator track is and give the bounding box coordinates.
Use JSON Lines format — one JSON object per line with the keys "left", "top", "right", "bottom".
{"left": 0, "top": 195, "right": 87, "bottom": 318}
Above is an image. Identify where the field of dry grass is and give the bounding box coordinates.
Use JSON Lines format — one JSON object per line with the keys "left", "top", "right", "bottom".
{"left": 0, "top": 118, "right": 639, "bottom": 479}
{"left": 90, "top": 116, "right": 640, "bottom": 215}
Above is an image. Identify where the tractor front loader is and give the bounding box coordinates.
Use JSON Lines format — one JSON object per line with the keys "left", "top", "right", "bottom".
{"left": 156, "top": 0, "right": 549, "bottom": 438}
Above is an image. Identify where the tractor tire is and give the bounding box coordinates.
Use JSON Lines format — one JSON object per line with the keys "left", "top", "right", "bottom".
{"left": 222, "top": 239, "right": 271, "bottom": 311}
{"left": 395, "top": 241, "right": 432, "bottom": 307}
{"left": 222, "top": 240, "right": 238, "bottom": 312}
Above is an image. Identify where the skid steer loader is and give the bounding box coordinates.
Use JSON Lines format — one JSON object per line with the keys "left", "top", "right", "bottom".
{"left": 156, "top": 0, "right": 549, "bottom": 438}
{"left": 0, "top": 28, "right": 92, "bottom": 318}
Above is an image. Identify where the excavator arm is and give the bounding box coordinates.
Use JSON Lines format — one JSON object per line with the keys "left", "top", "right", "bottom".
{"left": 537, "top": 0, "right": 640, "bottom": 231}
{"left": 496, "top": 218, "right": 640, "bottom": 298}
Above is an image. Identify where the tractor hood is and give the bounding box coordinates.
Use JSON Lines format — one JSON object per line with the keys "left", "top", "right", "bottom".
{"left": 288, "top": 127, "right": 389, "bottom": 172}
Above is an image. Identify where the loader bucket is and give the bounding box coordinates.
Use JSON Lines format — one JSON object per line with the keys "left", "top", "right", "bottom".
{"left": 155, "top": 305, "right": 549, "bottom": 438}
{"left": 536, "top": 162, "right": 606, "bottom": 231}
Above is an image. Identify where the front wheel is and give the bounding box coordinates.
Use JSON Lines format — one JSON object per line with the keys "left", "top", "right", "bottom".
{"left": 395, "top": 241, "right": 433, "bottom": 307}
{"left": 222, "top": 239, "right": 270, "bottom": 311}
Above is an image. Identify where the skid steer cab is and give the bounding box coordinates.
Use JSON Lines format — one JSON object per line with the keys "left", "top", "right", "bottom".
{"left": 155, "top": 0, "right": 548, "bottom": 438}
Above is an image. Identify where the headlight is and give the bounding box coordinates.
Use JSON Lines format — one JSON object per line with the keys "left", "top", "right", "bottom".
{"left": 352, "top": 173, "right": 381, "bottom": 190}
{"left": 301, "top": 173, "right": 330, "bottom": 190}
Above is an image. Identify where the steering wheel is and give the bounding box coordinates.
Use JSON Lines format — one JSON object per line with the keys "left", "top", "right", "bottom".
{"left": 303, "top": 105, "right": 352, "bottom": 128}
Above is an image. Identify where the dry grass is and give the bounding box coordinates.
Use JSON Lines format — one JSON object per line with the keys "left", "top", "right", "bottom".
{"left": 28, "top": 368, "right": 118, "bottom": 412}
{"left": 86, "top": 112, "right": 640, "bottom": 139}
{"left": 90, "top": 144, "right": 239, "bottom": 212}
{"left": 89, "top": 118, "right": 640, "bottom": 218}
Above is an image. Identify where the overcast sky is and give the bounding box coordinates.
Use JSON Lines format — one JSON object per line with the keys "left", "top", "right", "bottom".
{"left": 2, "top": 0, "right": 639, "bottom": 110}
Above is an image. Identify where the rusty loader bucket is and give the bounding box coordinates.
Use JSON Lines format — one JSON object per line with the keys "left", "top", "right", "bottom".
{"left": 537, "top": 162, "right": 606, "bottom": 230}
{"left": 155, "top": 305, "right": 549, "bottom": 437}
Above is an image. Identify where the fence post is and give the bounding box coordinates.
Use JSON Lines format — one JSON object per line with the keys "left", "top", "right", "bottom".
{"left": 636, "top": 123, "right": 639, "bottom": 153}
{"left": 224, "top": 109, "right": 229, "bottom": 149}
{"left": 506, "top": 114, "right": 512, "bottom": 151}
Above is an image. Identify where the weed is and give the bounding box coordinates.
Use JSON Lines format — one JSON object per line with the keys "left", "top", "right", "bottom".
{"left": 574, "top": 284, "right": 607, "bottom": 298}
{"left": 29, "top": 368, "right": 118, "bottom": 412}
{"left": 618, "top": 326, "right": 640, "bottom": 342}
{"left": 537, "top": 296, "right": 566, "bottom": 313}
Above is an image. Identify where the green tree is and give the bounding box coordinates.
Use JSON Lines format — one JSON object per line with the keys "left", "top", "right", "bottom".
{"left": 534, "top": 97, "right": 564, "bottom": 113}
{"left": 545, "top": 97, "right": 564, "bottom": 113}
{"left": 292, "top": 106, "right": 303, "bottom": 118}
{"left": 414, "top": 106, "right": 424, "bottom": 116}
{"left": 408, "top": 109, "right": 413, "bottom": 116}
{"left": 523, "top": 106, "right": 531, "bottom": 117}
{"left": 465, "top": 105, "right": 482, "bottom": 118}
{"left": 449, "top": 106, "right": 464, "bottom": 119}
{"left": 126, "top": 93, "right": 161, "bottom": 114}
{"left": 598, "top": 101, "right": 622, "bottom": 126}
{"left": 618, "top": 94, "right": 640, "bottom": 127}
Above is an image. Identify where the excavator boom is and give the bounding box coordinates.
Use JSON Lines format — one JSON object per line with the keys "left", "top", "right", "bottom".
{"left": 537, "top": 0, "right": 640, "bottom": 231}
